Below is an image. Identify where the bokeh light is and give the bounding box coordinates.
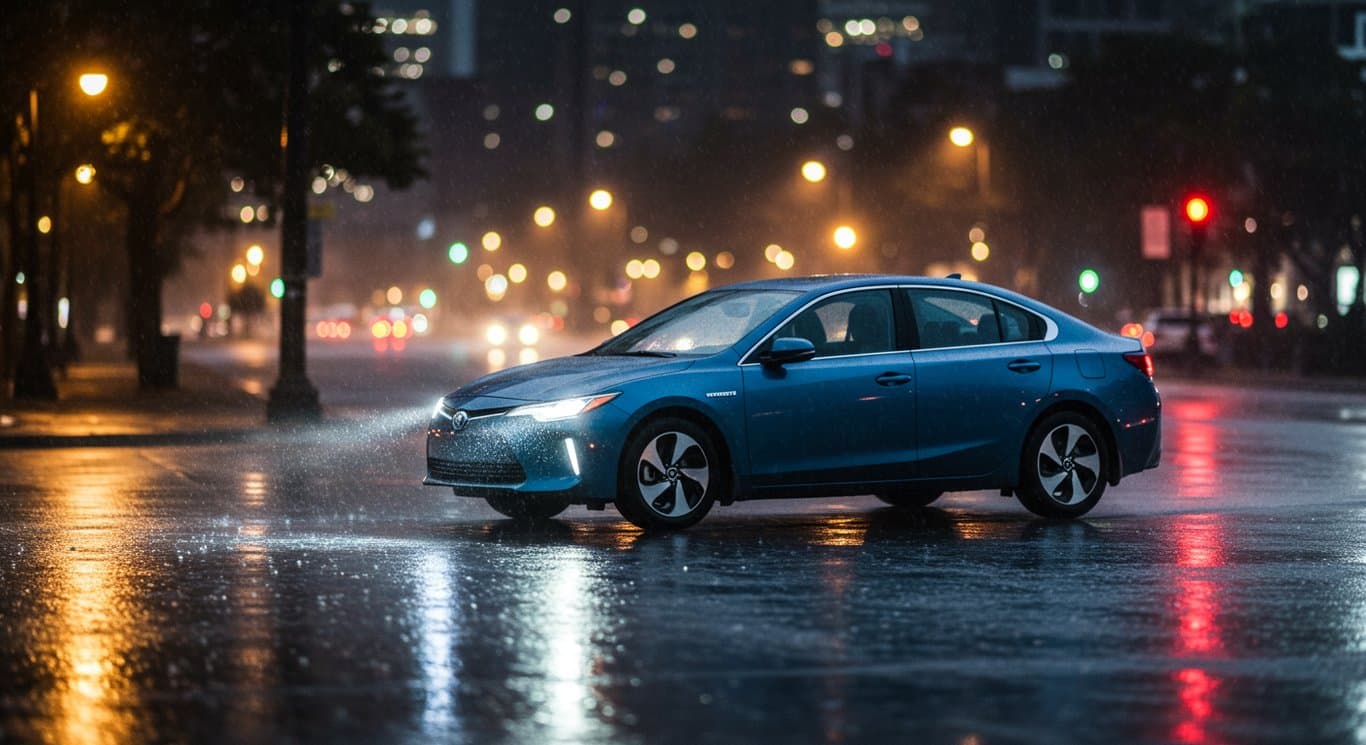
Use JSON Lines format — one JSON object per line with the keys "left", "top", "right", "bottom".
{"left": 547, "top": 270, "right": 568, "bottom": 292}
{"left": 589, "top": 189, "right": 613, "bottom": 211}
{"left": 482, "top": 231, "right": 502, "bottom": 251}
{"left": 833, "top": 225, "right": 857, "bottom": 250}
{"left": 801, "top": 160, "right": 827, "bottom": 183}
{"left": 533, "top": 206, "right": 556, "bottom": 227}
{"left": 685, "top": 251, "right": 706, "bottom": 271}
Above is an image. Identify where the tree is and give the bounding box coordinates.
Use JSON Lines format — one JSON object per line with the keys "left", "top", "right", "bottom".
{"left": 29, "top": 0, "right": 424, "bottom": 388}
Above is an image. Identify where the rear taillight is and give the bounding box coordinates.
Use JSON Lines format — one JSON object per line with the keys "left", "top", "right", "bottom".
{"left": 1123, "top": 352, "right": 1154, "bottom": 378}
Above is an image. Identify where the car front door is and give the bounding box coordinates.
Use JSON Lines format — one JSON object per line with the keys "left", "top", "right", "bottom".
{"left": 741, "top": 289, "right": 917, "bottom": 488}
{"left": 906, "top": 288, "right": 1053, "bottom": 481}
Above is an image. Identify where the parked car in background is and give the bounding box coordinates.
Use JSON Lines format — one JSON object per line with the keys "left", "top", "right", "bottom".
{"left": 1135, "top": 308, "right": 1219, "bottom": 360}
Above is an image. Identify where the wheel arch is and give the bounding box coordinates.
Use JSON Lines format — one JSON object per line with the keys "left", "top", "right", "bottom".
{"left": 619, "top": 405, "right": 738, "bottom": 503}
{"left": 1022, "top": 398, "right": 1123, "bottom": 486}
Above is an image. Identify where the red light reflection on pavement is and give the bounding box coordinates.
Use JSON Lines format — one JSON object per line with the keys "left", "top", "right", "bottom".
{"left": 1167, "top": 400, "right": 1222, "bottom": 499}
{"left": 1171, "top": 514, "right": 1227, "bottom": 744}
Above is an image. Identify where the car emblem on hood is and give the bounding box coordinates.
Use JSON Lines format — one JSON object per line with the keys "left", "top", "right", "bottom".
{"left": 452, "top": 410, "right": 469, "bottom": 431}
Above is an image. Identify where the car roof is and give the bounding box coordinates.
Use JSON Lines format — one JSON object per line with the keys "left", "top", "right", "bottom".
{"left": 719, "top": 274, "right": 989, "bottom": 293}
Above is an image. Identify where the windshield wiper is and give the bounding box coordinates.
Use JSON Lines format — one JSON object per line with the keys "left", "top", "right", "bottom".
{"left": 602, "top": 350, "right": 677, "bottom": 358}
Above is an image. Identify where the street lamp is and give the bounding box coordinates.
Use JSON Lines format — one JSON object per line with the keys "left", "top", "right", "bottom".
{"left": 801, "top": 160, "right": 827, "bottom": 183}
{"left": 14, "top": 70, "right": 110, "bottom": 399}
{"left": 74, "top": 164, "right": 96, "bottom": 185}
{"left": 78, "top": 73, "right": 109, "bottom": 97}
{"left": 948, "top": 125, "right": 990, "bottom": 199}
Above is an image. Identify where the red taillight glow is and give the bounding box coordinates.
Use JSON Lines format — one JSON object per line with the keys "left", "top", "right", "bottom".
{"left": 1274, "top": 312, "right": 1288, "bottom": 329}
{"left": 1123, "top": 352, "right": 1155, "bottom": 378}
{"left": 1121, "top": 322, "right": 1143, "bottom": 338}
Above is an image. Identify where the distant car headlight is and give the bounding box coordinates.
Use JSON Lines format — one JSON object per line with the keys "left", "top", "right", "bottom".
{"left": 506, "top": 393, "right": 618, "bottom": 422}
{"left": 486, "top": 323, "right": 508, "bottom": 346}
{"left": 518, "top": 323, "right": 540, "bottom": 346}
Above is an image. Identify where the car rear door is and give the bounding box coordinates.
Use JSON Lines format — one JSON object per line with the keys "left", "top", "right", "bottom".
{"left": 906, "top": 288, "right": 1053, "bottom": 481}
{"left": 741, "top": 288, "right": 918, "bottom": 488}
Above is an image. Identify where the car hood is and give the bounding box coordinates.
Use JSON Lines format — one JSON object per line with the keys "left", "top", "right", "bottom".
{"left": 451, "top": 354, "right": 696, "bottom": 403}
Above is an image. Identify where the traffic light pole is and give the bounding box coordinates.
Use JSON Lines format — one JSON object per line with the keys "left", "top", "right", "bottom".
{"left": 1185, "top": 225, "right": 1206, "bottom": 365}
{"left": 266, "top": 0, "right": 320, "bottom": 422}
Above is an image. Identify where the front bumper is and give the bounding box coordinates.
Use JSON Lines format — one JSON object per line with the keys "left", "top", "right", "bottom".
{"left": 424, "top": 397, "right": 628, "bottom": 503}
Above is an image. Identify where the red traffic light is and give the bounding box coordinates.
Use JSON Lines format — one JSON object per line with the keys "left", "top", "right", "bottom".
{"left": 1184, "top": 196, "right": 1211, "bottom": 224}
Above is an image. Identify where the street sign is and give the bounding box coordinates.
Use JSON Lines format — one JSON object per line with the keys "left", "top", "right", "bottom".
{"left": 1141, "top": 206, "right": 1170, "bottom": 260}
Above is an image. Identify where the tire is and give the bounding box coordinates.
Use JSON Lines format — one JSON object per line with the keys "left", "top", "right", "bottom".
{"left": 483, "top": 493, "right": 570, "bottom": 521}
{"left": 1016, "top": 412, "right": 1108, "bottom": 519}
{"left": 615, "top": 417, "right": 722, "bottom": 531}
{"left": 876, "top": 490, "right": 943, "bottom": 508}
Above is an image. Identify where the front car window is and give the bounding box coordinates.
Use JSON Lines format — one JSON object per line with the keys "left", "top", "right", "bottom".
{"left": 757, "top": 289, "right": 896, "bottom": 359}
{"left": 592, "top": 290, "right": 798, "bottom": 356}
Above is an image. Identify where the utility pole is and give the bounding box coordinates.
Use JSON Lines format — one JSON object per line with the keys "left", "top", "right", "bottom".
{"left": 267, "top": 0, "right": 321, "bottom": 421}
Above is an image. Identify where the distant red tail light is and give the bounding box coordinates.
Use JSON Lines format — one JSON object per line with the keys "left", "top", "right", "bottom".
{"left": 1123, "top": 352, "right": 1154, "bottom": 378}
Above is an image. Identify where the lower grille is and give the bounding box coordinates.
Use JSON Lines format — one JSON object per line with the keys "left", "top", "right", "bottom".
{"left": 428, "top": 457, "right": 526, "bottom": 485}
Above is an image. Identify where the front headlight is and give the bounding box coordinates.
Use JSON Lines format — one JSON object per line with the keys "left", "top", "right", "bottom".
{"left": 433, "top": 399, "right": 452, "bottom": 419}
{"left": 506, "top": 393, "right": 619, "bottom": 422}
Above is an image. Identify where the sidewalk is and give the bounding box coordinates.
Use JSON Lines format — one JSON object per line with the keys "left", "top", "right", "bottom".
{"left": 0, "top": 348, "right": 268, "bottom": 449}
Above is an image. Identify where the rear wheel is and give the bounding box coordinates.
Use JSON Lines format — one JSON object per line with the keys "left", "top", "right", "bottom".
{"left": 1016, "top": 413, "right": 1108, "bottom": 519}
{"left": 876, "top": 490, "right": 943, "bottom": 508}
{"left": 615, "top": 417, "right": 721, "bottom": 531}
{"left": 483, "top": 493, "right": 571, "bottom": 521}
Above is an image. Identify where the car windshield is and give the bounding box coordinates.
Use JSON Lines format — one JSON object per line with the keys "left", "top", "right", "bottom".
{"left": 591, "top": 290, "right": 798, "bottom": 357}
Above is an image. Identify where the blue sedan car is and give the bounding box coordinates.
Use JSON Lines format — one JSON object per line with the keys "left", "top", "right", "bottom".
{"left": 426, "top": 275, "right": 1161, "bottom": 530}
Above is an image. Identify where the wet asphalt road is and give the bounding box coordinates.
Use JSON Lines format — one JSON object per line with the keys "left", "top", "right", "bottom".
{"left": 2, "top": 339, "right": 1366, "bottom": 744}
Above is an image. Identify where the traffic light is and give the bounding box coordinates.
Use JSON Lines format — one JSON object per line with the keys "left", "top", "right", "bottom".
{"left": 1183, "top": 196, "right": 1211, "bottom": 224}
{"left": 1078, "top": 269, "right": 1100, "bottom": 294}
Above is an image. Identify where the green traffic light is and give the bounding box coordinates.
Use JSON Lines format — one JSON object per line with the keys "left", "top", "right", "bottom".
{"left": 418, "top": 288, "right": 437, "bottom": 309}
{"left": 1078, "top": 269, "right": 1100, "bottom": 294}
{"left": 1228, "top": 269, "right": 1244, "bottom": 288}
{"left": 448, "top": 242, "right": 469, "bottom": 264}
{"left": 269, "top": 278, "right": 285, "bottom": 299}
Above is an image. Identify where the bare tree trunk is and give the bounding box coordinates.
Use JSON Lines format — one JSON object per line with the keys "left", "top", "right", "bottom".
{"left": 125, "top": 168, "right": 165, "bottom": 388}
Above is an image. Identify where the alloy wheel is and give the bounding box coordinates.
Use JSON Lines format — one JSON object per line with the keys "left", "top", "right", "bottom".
{"left": 1036, "top": 423, "right": 1101, "bottom": 506}
{"left": 636, "top": 431, "right": 710, "bottom": 518}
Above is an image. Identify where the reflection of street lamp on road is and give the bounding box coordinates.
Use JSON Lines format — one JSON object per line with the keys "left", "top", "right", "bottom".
{"left": 949, "top": 126, "right": 990, "bottom": 200}
{"left": 14, "top": 70, "right": 109, "bottom": 400}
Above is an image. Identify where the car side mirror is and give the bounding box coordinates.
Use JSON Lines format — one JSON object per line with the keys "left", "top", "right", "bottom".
{"left": 759, "top": 337, "right": 816, "bottom": 367}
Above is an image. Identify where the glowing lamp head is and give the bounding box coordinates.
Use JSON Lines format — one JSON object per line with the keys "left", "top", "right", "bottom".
{"left": 948, "top": 127, "right": 974, "bottom": 147}
{"left": 78, "top": 73, "right": 108, "bottom": 97}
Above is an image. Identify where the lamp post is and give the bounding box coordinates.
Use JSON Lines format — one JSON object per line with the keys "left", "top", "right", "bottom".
{"left": 267, "top": 0, "right": 321, "bottom": 421}
{"left": 949, "top": 126, "right": 990, "bottom": 200}
{"left": 14, "top": 72, "right": 107, "bottom": 399}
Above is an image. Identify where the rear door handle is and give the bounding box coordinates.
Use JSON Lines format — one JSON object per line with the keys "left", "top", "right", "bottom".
{"left": 1007, "top": 359, "right": 1041, "bottom": 373}
{"left": 875, "top": 372, "right": 913, "bottom": 386}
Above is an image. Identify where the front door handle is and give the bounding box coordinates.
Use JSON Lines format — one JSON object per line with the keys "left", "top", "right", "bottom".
{"left": 1007, "top": 359, "right": 1041, "bottom": 373}
{"left": 875, "top": 372, "right": 913, "bottom": 386}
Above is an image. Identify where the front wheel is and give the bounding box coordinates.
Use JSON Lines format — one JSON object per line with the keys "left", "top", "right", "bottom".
{"left": 483, "top": 493, "right": 570, "bottom": 521}
{"left": 615, "top": 417, "right": 722, "bottom": 531}
{"left": 1016, "top": 413, "right": 1108, "bottom": 519}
